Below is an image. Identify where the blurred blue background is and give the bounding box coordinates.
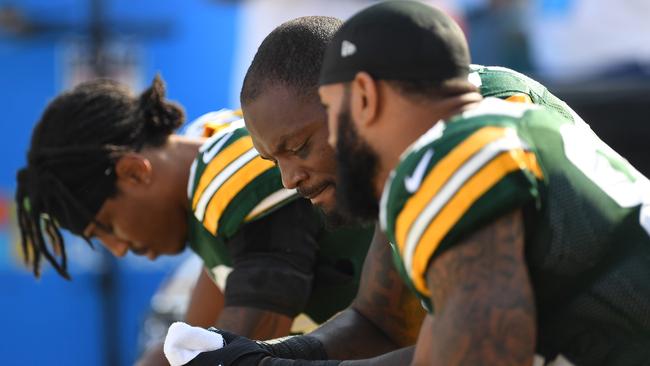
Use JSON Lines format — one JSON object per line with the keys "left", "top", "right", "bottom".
{"left": 1, "top": 0, "right": 649, "bottom": 365}
{"left": 0, "top": 0, "right": 238, "bottom": 365}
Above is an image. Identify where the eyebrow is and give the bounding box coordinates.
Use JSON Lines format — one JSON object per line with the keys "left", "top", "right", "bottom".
{"left": 270, "top": 129, "right": 306, "bottom": 156}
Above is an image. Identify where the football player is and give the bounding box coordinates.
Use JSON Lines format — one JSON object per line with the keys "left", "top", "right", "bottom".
{"left": 175, "top": 2, "right": 650, "bottom": 366}
{"left": 15, "top": 24, "right": 372, "bottom": 365}
{"left": 318, "top": 2, "right": 650, "bottom": 365}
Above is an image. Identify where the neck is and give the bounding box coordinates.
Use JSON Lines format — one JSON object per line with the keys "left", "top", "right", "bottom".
{"left": 372, "top": 92, "right": 483, "bottom": 196}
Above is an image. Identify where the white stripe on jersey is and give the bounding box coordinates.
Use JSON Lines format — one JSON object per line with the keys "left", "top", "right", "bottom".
{"left": 379, "top": 171, "right": 395, "bottom": 233}
{"left": 187, "top": 158, "right": 198, "bottom": 199}
{"left": 245, "top": 188, "right": 298, "bottom": 221}
{"left": 462, "top": 97, "right": 538, "bottom": 120}
{"left": 202, "top": 131, "right": 234, "bottom": 164}
{"left": 194, "top": 147, "right": 258, "bottom": 222}
{"left": 198, "top": 118, "right": 246, "bottom": 154}
{"left": 403, "top": 131, "right": 526, "bottom": 275}
{"left": 468, "top": 71, "right": 482, "bottom": 88}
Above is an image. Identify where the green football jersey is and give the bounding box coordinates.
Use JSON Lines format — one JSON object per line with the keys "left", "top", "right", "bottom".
{"left": 381, "top": 98, "right": 650, "bottom": 364}
{"left": 469, "top": 64, "right": 576, "bottom": 122}
{"left": 187, "top": 118, "right": 296, "bottom": 267}
{"left": 186, "top": 114, "right": 373, "bottom": 323}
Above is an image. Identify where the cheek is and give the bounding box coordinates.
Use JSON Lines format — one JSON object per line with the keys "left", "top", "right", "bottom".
{"left": 310, "top": 131, "right": 337, "bottom": 176}
{"left": 111, "top": 196, "right": 159, "bottom": 240}
{"left": 326, "top": 111, "right": 339, "bottom": 147}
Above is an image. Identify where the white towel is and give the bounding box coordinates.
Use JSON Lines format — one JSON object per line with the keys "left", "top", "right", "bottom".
{"left": 164, "top": 322, "right": 225, "bottom": 366}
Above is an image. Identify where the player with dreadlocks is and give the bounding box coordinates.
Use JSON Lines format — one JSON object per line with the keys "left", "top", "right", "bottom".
{"left": 16, "top": 75, "right": 185, "bottom": 278}
{"left": 16, "top": 34, "right": 373, "bottom": 365}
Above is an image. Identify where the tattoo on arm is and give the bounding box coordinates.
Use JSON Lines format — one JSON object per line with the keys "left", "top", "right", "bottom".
{"left": 309, "top": 226, "right": 426, "bottom": 360}
{"left": 421, "top": 209, "right": 536, "bottom": 366}
{"left": 351, "top": 227, "right": 426, "bottom": 346}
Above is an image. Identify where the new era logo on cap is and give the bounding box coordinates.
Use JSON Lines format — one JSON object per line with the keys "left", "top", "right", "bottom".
{"left": 341, "top": 40, "right": 357, "bottom": 58}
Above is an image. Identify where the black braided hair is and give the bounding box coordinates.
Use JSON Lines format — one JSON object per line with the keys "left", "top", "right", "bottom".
{"left": 15, "top": 75, "right": 185, "bottom": 278}
{"left": 240, "top": 16, "right": 342, "bottom": 106}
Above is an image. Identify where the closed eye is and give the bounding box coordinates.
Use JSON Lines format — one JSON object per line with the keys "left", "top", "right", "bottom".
{"left": 291, "top": 139, "right": 311, "bottom": 159}
{"left": 259, "top": 155, "right": 278, "bottom": 166}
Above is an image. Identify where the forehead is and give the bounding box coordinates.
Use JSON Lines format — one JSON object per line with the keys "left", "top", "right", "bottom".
{"left": 244, "top": 84, "right": 326, "bottom": 153}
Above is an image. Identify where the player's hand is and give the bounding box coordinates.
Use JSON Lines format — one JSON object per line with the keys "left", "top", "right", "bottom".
{"left": 184, "top": 328, "right": 271, "bottom": 366}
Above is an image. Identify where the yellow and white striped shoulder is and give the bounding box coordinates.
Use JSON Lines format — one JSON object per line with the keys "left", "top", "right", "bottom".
{"left": 187, "top": 120, "right": 296, "bottom": 239}
{"left": 381, "top": 106, "right": 543, "bottom": 297}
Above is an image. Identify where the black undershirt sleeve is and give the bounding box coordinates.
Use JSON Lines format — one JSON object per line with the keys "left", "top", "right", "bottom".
{"left": 223, "top": 198, "right": 321, "bottom": 317}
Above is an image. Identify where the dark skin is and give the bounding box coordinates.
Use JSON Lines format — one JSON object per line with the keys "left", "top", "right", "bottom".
{"left": 137, "top": 270, "right": 294, "bottom": 366}
{"left": 244, "top": 84, "right": 426, "bottom": 361}
{"left": 318, "top": 73, "right": 537, "bottom": 365}
{"left": 75, "top": 135, "right": 300, "bottom": 366}
{"left": 419, "top": 210, "right": 535, "bottom": 365}
{"left": 245, "top": 87, "right": 338, "bottom": 212}
{"left": 307, "top": 227, "right": 425, "bottom": 359}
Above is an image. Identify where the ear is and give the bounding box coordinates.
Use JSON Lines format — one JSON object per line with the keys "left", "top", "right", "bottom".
{"left": 351, "top": 71, "right": 379, "bottom": 128}
{"left": 114, "top": 154, "right": 153, "bottom": 188}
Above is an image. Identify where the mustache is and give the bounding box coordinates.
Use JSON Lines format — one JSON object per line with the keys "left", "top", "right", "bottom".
{"left": 297, "top": 181, "right": 334, "bottom": 199}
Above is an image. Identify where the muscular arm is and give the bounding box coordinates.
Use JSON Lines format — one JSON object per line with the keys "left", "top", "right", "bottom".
{"left": 136, "top": 270, "right": 293, "bottom": 366}
{"left": 181, "top": 212, "right": 535, "bottom": 366}
{"left": 308, "top": 225, "right": 426, "bottom": 360}
{"left": 187, "top": 269, "right": 293, "bottom": 339}
{"left": 185, "top": 269, "right": 223, "bottom": 327}
{"left": 413, "top": 209, "right": 536, "bottom": 365}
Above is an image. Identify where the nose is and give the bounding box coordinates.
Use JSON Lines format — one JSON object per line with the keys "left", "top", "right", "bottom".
{"left": 277, "top": 159, "right": 308, "bottom": 190}
{"left": 96, "top": 233, "right": 129, "bottom": 257}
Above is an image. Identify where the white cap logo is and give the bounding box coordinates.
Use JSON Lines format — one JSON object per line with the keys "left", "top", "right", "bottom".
{"left": 341, "top": 40, "right": 357, "bottom": 58}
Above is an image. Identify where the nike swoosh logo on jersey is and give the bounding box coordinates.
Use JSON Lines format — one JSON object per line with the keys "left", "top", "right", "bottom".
{"left": 404, "top": 149, "right": 434, "bottom": 193}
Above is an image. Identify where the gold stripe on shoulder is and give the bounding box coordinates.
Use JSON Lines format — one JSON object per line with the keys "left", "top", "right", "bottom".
{"left": 505, "top": 93, "right": 533, "bottom": 104}
{"left": 192, "top": 136, "right": 253, "bottom": 210}
{"left": 395, "top": 126, "right": 509, "bottom": 252}
{"left": 202, "top": 156, "right": 275, "bottom": 235}
{"left": 409, "top": 150, "right": 539, "bottom": 295}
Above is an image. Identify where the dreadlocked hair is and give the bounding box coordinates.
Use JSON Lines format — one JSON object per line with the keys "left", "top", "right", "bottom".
{"left": 16, "top": 75, "right": 185, "bottom": 279}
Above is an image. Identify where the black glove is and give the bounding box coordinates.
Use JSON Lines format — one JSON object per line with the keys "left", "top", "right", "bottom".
{"left": 184, "top": 328, "right": 271, "bottom": 366}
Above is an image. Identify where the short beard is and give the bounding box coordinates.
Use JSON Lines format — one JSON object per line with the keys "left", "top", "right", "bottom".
{"left": 334, "top": 95, "right": 381, "bottom": 223}
{"left": 319, "top": 207, "right": 361, "bottom": 231}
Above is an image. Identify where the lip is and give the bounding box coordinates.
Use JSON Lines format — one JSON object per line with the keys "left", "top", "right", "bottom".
{"left": 303, "top": 184, "right": 329, "bottom": 200}
{"left": 309, "top": 184, "right": 334, "bottom": 206}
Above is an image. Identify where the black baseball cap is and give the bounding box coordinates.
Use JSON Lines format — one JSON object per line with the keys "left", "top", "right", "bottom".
{"left": 319, "top": 0, "right": 470, "bottom": 86}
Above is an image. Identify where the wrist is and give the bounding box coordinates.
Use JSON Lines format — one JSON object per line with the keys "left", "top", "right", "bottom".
{"left": 258, "top": 335, "right": 329, "bottom": 360}
{"left": 260, "top": 358, "right": 341, "bottom": 366}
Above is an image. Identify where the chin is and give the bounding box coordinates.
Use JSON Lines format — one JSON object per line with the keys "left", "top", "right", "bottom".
{"left": 316, "top": 199, "right": 336, "bottom": 214}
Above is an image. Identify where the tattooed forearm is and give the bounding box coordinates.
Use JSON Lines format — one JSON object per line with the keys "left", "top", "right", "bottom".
{"left": 422, "top": 209, "right": 536, "bottom": 366}
{"left": 309, "top": 226, "right": 426, "bottom": 359}
{"left": 351, "top": 228, "right": 426, "bottom": 346}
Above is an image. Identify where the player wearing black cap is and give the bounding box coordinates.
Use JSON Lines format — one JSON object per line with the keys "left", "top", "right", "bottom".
{"left": 318, "top": 1, "right": 650, "bottom": 365}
